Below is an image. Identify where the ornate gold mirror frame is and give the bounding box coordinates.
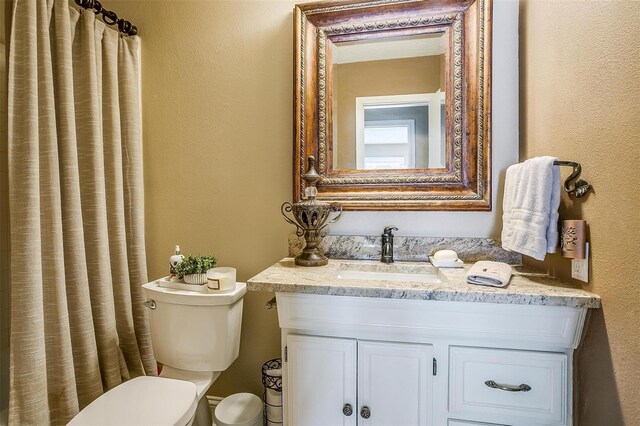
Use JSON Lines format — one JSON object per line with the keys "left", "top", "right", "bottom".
{"left": 294, "top": 0, "right": 492, "bottom": 210}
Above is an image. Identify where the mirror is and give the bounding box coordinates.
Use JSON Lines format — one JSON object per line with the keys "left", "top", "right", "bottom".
{"left": 294, "top": 0, "right": 492, "bottom": 210}
{"left": 332, "top": 33, "right": 447, "bottom": 171}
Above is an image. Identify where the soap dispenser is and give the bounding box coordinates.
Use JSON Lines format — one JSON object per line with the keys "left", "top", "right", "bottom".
{"left": 169, "top": 245, "right": 184, "bottom": 276}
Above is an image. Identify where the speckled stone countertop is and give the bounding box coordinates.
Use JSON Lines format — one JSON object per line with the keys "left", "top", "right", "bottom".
{"left": 247, "top": 258, "right": 601, "bottom": 308}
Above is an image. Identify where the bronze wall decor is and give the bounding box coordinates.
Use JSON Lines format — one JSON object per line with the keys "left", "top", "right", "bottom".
{"left": 293, "top": 0, "right": 493, "bottom": 210}
{"left": 282, "top": 156, "right": 342, "bottom": 266}
{"left": 561, "top": 220, "right": 587, "bottom": 259}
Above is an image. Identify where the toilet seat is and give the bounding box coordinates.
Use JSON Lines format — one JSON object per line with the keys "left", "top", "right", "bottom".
{"left": 68, "top": 376, "right": 198, "bottom": 426}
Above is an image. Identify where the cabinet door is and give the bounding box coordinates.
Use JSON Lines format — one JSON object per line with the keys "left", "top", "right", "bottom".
{"left": 287, "top": 334, "right": 357, "bottom": 426}
{"left": 358, "top": 340, "right": 434, "bottom": 426}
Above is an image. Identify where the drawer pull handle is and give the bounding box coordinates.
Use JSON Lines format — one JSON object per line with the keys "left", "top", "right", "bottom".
{"left": 485, "top": 380, "right": 532, "bottom": 392}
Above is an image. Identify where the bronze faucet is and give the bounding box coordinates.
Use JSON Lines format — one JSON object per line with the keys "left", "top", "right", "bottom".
{"left": 381, "top": 227, "right": 398, "bottom": 263}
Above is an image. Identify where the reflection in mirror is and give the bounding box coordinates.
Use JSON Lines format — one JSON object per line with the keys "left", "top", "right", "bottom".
{"left": 331, "top": 33, "right": 446, "bottom": 171}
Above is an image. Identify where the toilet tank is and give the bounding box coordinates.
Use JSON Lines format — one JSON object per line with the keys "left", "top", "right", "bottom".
{"left": 142, "top": 281, "right": 247, "bottom": 372}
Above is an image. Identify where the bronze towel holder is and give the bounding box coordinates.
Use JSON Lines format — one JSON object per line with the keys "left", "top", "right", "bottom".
{"left": 553, "top": 160, "right": 591, "bottom": 198}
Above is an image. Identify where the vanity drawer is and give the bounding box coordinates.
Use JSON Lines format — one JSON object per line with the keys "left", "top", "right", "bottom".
{"left": 449, "top": 346, "right": 567, "bottom": 425}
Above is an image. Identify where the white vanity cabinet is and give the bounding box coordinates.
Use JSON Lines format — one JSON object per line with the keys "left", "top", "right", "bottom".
{"left": 276, "top": 292, "right": 589, "bottom": 426}
{"left": 287, "top": 334, "right": 433, "bottom": 425}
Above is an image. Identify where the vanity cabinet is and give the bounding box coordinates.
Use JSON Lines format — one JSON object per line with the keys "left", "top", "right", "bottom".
{"left": 287, "top": 334, "right": 433, "bottom": 425}
{"left": 276, "top": 293, "right": 588, "bottom": 426}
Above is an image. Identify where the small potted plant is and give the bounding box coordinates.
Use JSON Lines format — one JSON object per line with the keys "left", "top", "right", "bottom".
{"left": 174, "top": 254, "right": 216, "bottom": 285}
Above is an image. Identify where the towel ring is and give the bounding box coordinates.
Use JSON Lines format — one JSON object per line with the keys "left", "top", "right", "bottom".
{"left": 553, "top": 160, "right": 591, "bottom": 198}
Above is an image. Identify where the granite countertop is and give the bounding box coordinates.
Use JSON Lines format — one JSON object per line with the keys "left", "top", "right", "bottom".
{"left": 247, "top": 258, "right": 601, "bottom": 308}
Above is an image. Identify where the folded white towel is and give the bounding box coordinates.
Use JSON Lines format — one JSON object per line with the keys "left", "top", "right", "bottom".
{"left": 501, "top": 156, "right": 560, "bottom": 261}
{"left": 466, "top": 261, "right": 513, "bottom": 288}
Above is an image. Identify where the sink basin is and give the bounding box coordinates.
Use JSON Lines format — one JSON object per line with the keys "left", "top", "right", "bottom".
{"left": 336, "top": 262, "right": 443, "bottom": 284}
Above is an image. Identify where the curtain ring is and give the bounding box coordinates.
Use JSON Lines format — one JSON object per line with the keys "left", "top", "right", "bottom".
{"left": 92, "top": 0, "right": 102, "bottom": 14}
{"left": 117, "top": 19, "right": 132, "bottom": 34}
{"left": 102, "top": 10, "right": 118, "bottom": 25}
{"left": 76, "top": 0, "right": 93, "bottom": 9}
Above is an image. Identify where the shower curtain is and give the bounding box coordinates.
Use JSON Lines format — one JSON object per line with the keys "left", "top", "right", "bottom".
{"left": 8, "top": 0, "right": 156, "bottom": 424}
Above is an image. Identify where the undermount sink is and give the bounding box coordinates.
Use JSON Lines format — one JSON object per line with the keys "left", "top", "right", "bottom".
{"left": 336, "top": 262, "right": 444, "bottom": 284}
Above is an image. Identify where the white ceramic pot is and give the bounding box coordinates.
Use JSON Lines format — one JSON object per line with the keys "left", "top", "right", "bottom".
{"left": 183, "top": 273, "right": 207, "bottom": 285}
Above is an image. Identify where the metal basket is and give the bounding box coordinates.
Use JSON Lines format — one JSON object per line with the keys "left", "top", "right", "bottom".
{"left": 262, "top": 358, "right": 282, "bottom": 426}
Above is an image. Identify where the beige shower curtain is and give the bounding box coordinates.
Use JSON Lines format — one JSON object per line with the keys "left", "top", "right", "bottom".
{"left": 8, "top": 0, "right": 156, "bottom": 424}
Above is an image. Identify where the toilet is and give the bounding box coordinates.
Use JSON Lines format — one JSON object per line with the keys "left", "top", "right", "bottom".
{"left": 68, "top": 280, "right": 247, "bottom": 426}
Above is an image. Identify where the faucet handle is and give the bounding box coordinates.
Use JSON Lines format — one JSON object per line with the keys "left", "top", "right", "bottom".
{"left": 383, "top": 226, "right": 398, "bottom": 236}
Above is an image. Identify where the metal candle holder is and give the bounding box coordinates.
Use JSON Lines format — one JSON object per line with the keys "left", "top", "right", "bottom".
{"left": 281, "top": 156, "right": 342, "bottom": 266}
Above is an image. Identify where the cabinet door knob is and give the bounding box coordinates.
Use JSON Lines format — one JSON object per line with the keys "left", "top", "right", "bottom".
{"left": 343, "top": 403, "right": 353, "bottom": 416}
{"left": 360, "top": 405, "right": 371, "bottom": 419}
{"left": 485, "top": 380, "right": 532, "bottom": 392}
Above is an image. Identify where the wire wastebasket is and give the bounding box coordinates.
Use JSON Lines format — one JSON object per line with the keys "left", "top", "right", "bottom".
{"left": 262, "top": 358, "right": 283, "bottom": 426}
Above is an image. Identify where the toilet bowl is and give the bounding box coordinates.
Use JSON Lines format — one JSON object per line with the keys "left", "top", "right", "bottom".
{"left": 68, "top": 281, "right": 247, "bottom": 426}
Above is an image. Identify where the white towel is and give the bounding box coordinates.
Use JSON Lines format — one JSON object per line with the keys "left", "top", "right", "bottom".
{"left": 466, "top": 261, "right": 513, "bottom": 288}
{"left": 501, "top": 156, "right": 560, "bottom": 261}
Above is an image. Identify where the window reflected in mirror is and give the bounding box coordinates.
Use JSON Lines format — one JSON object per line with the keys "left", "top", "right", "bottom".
{"left": 331, "top": 32, "right": 446, "bottom": 171}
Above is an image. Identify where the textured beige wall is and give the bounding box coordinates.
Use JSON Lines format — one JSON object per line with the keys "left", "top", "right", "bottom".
{"left": 108, "top": 2, "right": 640, "bottom": 419}
{"left": 0, "top": 3, "right": 9, "bottom": 422}
{"left": 334, "top": 56, "right": 442, "bottom": 169}
{"left": 108, "top": 0, "right": 515, "bottom": 399}
{"left": 109, "top": 0, "right": 294, "bottom": 397}
{"left": 0, "top": 0, "right": 5, "bottom": 44}
{"left": 0, "top": 42, "right": 8, "bottom": 426}
{"left": 520, "top": 1, "right": 640, "bottom": 424}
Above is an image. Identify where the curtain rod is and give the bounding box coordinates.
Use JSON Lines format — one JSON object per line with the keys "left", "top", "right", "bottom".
{"left": 74, "top": 0, "right": 138, "bottom": 36}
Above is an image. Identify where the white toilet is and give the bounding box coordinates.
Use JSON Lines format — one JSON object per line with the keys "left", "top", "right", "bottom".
{"left": 68, "top": 280, "right": 247, "bottom": 426}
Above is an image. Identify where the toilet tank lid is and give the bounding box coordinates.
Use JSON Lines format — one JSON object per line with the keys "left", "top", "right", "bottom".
{"left": 142, "top": 281, "right": 247, "bottom": 306}
{"left": 68, "top": 376, "right": 197, "bottom": 426}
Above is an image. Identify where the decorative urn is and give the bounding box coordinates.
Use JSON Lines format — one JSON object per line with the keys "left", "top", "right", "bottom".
{"left": 281, "top": 156, "right": 342, "bottom": 266}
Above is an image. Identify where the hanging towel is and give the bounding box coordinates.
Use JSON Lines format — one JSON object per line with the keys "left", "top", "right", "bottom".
{"left": 501, "top": 156, "right": 560, "bottom": 261}
{"left": 466, "top": 261, "right": 513, "bottom": 288}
